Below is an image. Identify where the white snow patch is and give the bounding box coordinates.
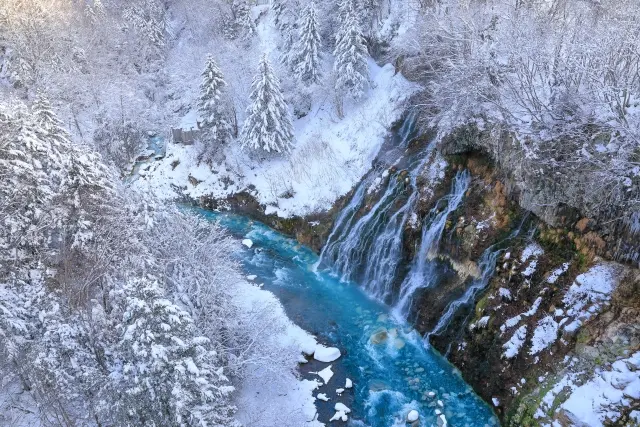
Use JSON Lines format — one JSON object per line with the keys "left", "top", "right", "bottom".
{"left": 521, "top": 243, "right": 544, "bottom": 263}
{"left": 498, "top": 288, "right": 512, "bottom": 300}
{"left": 562, "top": 263, "right": 621, "bottom": 332}
{"left": 562, "top": 352, "right": 640, "bottom": 426}
{"left": 317, "top": 365, "right": 334, "bottom": 385}
{"left": 529, "top": 316, "right": 559, "bottom": 355}
{"left": 345, "top": 378, "right": 353, "bottom": 389}
{"left": 313, "top": 345, "right": 341, "bottom": 363}
{"left": 547, "top": 262, "right": 570, "bottom": 284}
{"left": 501, "top": 297, "right": 543, "bottom": 333}
{"left": 503, "top": 325, "right": 528, "bottom": 359}
{"left": 242, "top": 239, "right": 253, "bottom": 248}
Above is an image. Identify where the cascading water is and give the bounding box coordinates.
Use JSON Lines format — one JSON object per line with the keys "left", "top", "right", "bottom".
{"left": 426, "top": 247, "right": 501, "bottom": 344}
{"left": 425, "top": 214, "right": 530, "bottom": 345}
{"left": 392, "top": 170, "right": 470, "bottom": 320}
{"left": 317, "top": 112, "right": 429, "bottom": 301}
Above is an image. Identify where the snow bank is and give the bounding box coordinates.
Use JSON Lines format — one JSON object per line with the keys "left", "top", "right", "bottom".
{"left": 133, "top": 60, "right": 417, "bottom": 218}
{"left": 233, "top": 281, "right": 322, "bottom": 426}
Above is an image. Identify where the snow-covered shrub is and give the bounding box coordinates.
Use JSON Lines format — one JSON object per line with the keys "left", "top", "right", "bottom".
{"left": 93, "top": 119, "right": 146, "bottom": 171}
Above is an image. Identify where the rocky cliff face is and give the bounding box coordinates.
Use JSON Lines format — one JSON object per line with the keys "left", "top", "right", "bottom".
{"left": 408, "top": 147, "right": 640, "bottom": 426}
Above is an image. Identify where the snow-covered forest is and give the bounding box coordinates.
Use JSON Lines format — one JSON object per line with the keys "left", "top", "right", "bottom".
{"left": 1, "top": 0, "right": 639, "bottom": 425}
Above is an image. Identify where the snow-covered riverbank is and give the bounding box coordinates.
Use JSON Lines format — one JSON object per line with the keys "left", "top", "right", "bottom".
{"left": 233, "top": 281, "right": 324, "bottom": 426}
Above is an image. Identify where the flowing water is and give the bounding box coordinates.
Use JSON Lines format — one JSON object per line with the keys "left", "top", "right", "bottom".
{"left": 392, "top": 171, "right": 470, "bottom": 320}
{"left": 194, "top": 208, "right": 498, "bottom": 427}
{"left": 317, "top": 113, "right": 434, "bottom": 303}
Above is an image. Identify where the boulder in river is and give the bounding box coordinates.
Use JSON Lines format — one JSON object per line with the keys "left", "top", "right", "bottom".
{"left": 330, "top": 402, "right": 351, "bottom": 422}
{"left": 370, "top": 327, "right": 388, "bottom": 344}
{"left": 314, "top": 345, "right": 341, "bottom": 362}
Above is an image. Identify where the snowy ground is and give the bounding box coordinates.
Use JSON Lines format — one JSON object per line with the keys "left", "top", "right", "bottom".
{"left": 134, "top": 59, "right": 415, "bottom": 218}
{"left": 233, "top": 281, "right": 324, "bottom": 426}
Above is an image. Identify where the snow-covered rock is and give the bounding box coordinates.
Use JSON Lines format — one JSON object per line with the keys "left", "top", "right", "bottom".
{"left": 336, "top": 388, "right": 344, "bottom": 395}
{"left": 345, "top": 378, "right": 353, "bottom": 389}
{"left": 437, "top": 413, "right": 448, "bottom": 426}
{"left": 242, "top": 239, "right": 253, "bottom": 248}
{"left": 317, "top": 393, "right": 329, "bottom": 401}
{"left": 330, "top": 402, "right": 351, "bottom": 422}
{"left": 407, "top": 409, "right": 419, "bottom": 422}
{"left": 314, "top": 344, "right": 341, "bottom": 362}
{"left": 317, "top": 365, "right": 334, "bottom": 384}
{"left": 246, "top": 274, "right": 257, "bottom": 281}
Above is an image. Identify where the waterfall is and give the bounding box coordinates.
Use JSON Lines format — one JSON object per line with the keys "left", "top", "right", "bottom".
{"left": 317, "top": 112, "right": 426, "bottom": 301}
{"left": 319, "top": 147, "right": 433, "bottom": 300}
{"left": 425, "top": 247, "right": 501, "bottom": 343}
{"left": 392, "top": 170, "right": 470, "bottom": 320}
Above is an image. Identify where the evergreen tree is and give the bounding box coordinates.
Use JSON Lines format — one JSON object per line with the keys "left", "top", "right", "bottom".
{"left": 32, "top": 92, "right": 70, "bottom": 142}
{"left": 232, "top": 0, "right": 256, "bottom": 39}
{"left": 279, "top": 25, "right": 297, "bottom": 69}
{"left": 241, "top": 54, "right": 294, "bottom": 154}
{"left": 291, "top": 1, "right": 322, "bottom": 85}
{"left": 272, "top": 0, "right": 288, "bottom": 30}
{"left": 333, "top": 2, "right": 369, "bottom": 100}
{"left": 197, "top": 56, "right": 231, "bottom": 150}
{"left": 104, "top": 278, "right": 238, "bottom": 426}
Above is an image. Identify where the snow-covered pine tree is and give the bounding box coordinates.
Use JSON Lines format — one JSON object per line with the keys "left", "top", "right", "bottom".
{"left": 198, "top": 56, "right": 231, "bottom": 153}
{"left": 291, "top": 1, "right": 322, "bottom": 85}
{"left": 32, "top": 92, "right": 71, "bottom": 143}
{"left": 272, "top": 0, "right": 288, "bottom": 30}
{"left": 232, "top": 0, "right": 256, "bottom": 39}
{"left": 279, "top": 25, "right": 297, "bottom": 69}
{"left": 333, "top": 1, "right": 369, "bottom": 100}
{"left": 241, "top": 54, "right": 294, "bottom": 154}
{"left": 104, "top": 277, "right": 238, "bottom": 426}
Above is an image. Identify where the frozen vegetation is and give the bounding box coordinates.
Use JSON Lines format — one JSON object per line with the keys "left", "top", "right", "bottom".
{"left": 1, "top": 0, "right": 639, "bottom": 425}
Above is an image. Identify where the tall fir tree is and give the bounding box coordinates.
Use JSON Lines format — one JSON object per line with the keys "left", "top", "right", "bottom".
{"left": 232, "top": 0, "right": 256, "bottom": 39}
{"left": 291, "top": 1, "right": 322, "bottom": 85}
{"left": 197, "top": 56, "right": 231, "bottom": 149}
{"left": 271, "top": 0, "right": 289, "bottom": 30}
{"left": 32, "top": 92, "right": 71, "bottom": 143}
{"left": 241, "top": 54, "right": 294, "bottom": 154}
{"left": 333, "top": 2, "right": 369, "bottom": 100}
{"left": 279, "top": 25, "right": 297, "bottom": 69}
